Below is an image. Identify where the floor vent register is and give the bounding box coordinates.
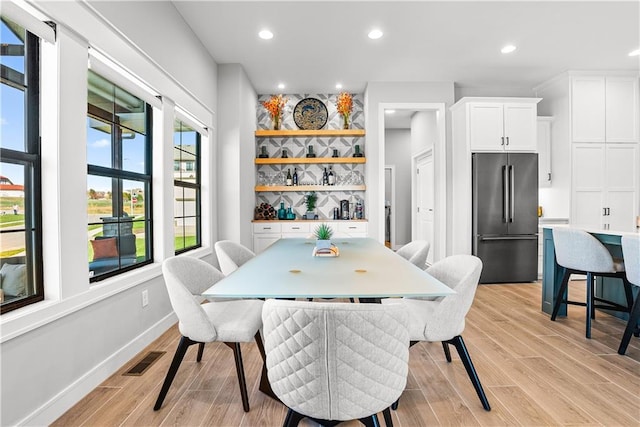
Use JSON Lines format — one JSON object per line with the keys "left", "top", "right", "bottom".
{"left": 123, "top": 351, "right": 166, "bottom": 376}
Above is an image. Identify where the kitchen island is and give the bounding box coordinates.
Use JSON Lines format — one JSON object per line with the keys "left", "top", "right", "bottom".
{"left": 541, "top": 226, "right": 639, "bottom": 322}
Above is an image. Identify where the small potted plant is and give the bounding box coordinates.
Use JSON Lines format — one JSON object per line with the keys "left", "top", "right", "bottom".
{"left": 314, "top": 223, "right": 333, "bottom": 250}
{"left": 305, "top": 191, "right": 317, "bottom": 220}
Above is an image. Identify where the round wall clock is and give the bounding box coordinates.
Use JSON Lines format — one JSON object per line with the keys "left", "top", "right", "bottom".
{"left": 293, "top": 98, "right": 328, "bottom": 130}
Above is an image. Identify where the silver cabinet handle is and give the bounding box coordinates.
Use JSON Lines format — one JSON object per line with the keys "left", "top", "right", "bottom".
{"left": 501, "top": 136, "right": 505, "bottom": 146}
{"left": 263, "top": 227, "right": 271, "bottom": 230}
{"left": 506, "top": 136, "right": 510, "bottom": 145}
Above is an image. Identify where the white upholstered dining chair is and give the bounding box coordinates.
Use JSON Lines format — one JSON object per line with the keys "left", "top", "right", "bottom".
{"left": 619, "top": 234, "right": 640, "bottom": 355}
{"left": 382, "top": 254, "right": 491, "bottom": 411}
{"left": 215, "top": 240, "right": 256, "bottom": 276}
{"left": 262, "top": 299, "right": 410, "bottom": 427}
{"left": 396, "top": 240, "right": 430, "bottom": 269}
{"left": 154, "top": 256, "right": 264, "bottom": 412}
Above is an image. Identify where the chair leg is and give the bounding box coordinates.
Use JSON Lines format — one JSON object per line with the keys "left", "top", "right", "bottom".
{"left": 391, "top": 398, "right": 399, "bottom": 411}
{"left": 622, "top": 278, "right": 635, "bottom": 312}
{"left": 225, "top": 342, "right": 250, "bottom": 412}
{"left": 382, "top": 407, "right": 393, "bottom": 427}
{"left": 196, "top": 342, "right": 205, "bottom": 362}
{"left": 551, "top": 269, "right": 571, "bottom": 321}
{"left": 254, "top": 331, "right": 266, "bottom": 362}
{"left": 350, "top": 297, "right": 355, "bottom": 303}
{"left": 448, "top": 336, "right": 491, "bottom": 411}
{"left": 154, "top": 336, "right": 196, "bottom": 410}
{"left": 283, "top": 408, "right": 305, "bottom": 427}
{"left": 442, "top": 341, "right": 452, "bottom": 362}
{"left": 586, "top": 272, "right": 594, "bottom": 338}
{"left": 618, "top": 292, "right": 640, "bottom": 355}
{"left": 359, "top": 414, "right": 381, "bottom": 427}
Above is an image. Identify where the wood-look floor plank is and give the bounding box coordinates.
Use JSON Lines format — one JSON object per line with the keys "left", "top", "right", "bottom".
{"left": 53, "top": 284, "right": 640, "bottom": 427}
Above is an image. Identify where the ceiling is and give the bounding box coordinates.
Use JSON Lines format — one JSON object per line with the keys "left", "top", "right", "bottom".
{"left": 173, "top": 1, "right": 639, "bottom": 97}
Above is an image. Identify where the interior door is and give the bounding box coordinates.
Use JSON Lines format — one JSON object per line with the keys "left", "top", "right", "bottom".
{"left": 416, "top": 153, "right": 434, "bottom": 264}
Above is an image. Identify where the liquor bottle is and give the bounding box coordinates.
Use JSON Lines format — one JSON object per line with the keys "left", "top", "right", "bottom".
{"left": 286, "top": 169, "right": 292, "bottom": 186}
{"left": 292, "top": 168, "right": 298, "bottom": 186}
{"left": 322, "top": 167, "right": 329, "bottom": 186}
{"left": 328, "top": 166, "right": 335, "bottom": 186}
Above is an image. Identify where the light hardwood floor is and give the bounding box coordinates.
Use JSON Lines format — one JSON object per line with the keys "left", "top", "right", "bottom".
{"left": 53, "top": 282, "right": 640, "bottom": 426}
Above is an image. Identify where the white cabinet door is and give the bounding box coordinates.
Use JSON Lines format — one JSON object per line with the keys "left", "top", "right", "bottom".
{"left": 469, "top": 103, "right": 505, "bottom": 151}
{"left": 605, "top": 77, "right": 639, "bottom": 143}
{"left": 503, "top": 103, "right": 537, "bottom": 151}
{"left": 571, "top": 144, "right": 606, "bottom": 228}
{"left": 605, "top": 144, "right": 638, "bottom": 231}
{"left": 253, "top": 235, "right": 280, "bottom": 254}
{"left": 571, "top": 76, "right": 606, "bottom": 143}
{"left": 537, "top": 117, "right": 552, "bottom": 187}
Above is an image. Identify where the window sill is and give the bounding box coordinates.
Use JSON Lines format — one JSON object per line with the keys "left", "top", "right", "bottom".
{"left": 1, "top": 262, "right": 163, "bottom": 343}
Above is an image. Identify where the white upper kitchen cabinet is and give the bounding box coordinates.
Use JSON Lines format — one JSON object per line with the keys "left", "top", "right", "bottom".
{"left": 537, "top": 117, "right": 553, "bottom": 187}
{"left": 571, "top": 143, "right": 638, "bottom": 231}
{"left": 465, "top": 99, "right": 540, "bottom": 152}
{"left": 571, "top": 75, "right": 639, "bottom": 143}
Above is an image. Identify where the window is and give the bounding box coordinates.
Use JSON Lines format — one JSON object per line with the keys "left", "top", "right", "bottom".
{"left": 173, "top": 119, "right": 201, "bottom": 253}
{"left": 87, "top": 70, "right": 152, "bottom": 281}
{"left": 0, "top": 17, "right": 43, "bottom": 314}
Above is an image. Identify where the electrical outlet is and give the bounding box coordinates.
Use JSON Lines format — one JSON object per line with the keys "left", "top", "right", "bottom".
{"left": 142, "top": 290, "right": 149, "bottom": 307}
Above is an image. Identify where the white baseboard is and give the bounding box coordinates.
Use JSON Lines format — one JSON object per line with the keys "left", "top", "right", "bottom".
{"left": 18, "top": 312, "right": 177, "bottom": 426}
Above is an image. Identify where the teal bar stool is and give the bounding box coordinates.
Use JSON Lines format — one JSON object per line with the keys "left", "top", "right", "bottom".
{"left": 618, "top": 234, "right": 640, "bottom": 355}
{"left": 551, "top": 228, "right": 634, "bottom": 339}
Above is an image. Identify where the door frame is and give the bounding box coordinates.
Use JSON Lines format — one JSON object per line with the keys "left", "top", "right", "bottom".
{"left": 384, "top": 165, "right": 397, "bottom": 249}
{"left": 378, "top": 103, "right": 447, "bottom": 262}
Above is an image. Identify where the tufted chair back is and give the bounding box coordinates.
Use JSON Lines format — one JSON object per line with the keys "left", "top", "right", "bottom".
{"left": 215, "top": 240, "right": 256, "bottom": 276}
{"left": 262, "top": 299, "right": 409, "bottom": 422}
{"left": 396, "top": 240, "right": 431, "bottom": 269}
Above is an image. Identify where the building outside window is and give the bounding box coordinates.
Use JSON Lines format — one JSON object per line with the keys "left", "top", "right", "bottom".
{"left": 87, "top": 70, "right": 152, "bottom": 281}
{"left": 173, "top": 119, "right": 201, "bottom": 253}
{"left": 0, "top": 17, "right": 43, "bottom": 314}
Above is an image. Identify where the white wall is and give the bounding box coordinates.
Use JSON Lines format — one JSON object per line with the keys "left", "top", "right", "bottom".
{"left": 364, "top": 82, "right": 455, "bottom": 245}
{"left": 384, "top": 129, "right": 411, "bottom": 246}
{"left": 411, "top": 111, "right": 437, "bottom": 154}
{"left": 217, "top": 64, "right": 257, "bottom": 247}
{"left": 455, "top": 85, "right": 536, "bottom": 101}
{"left": 1, "top": 2, "right": 219, "bottom": 425}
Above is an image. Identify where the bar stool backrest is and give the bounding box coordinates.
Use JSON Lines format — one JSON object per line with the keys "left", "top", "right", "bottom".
{"left": 621, "top": 235, "right": 640, "bottom": 286}
{"left": 553, "top": 228, "right": 616, "bottom": 273}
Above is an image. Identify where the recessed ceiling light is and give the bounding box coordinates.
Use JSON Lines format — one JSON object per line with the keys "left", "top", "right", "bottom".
{"left": 278, "top": 83, "right": 285, "bottom": 90}
{"left": 258, "top": 30, "right": 274, "bottom": 40}
{"left": 368, "top": 29, "right": 383, "bottom": 40}
{"left": 629, "top": 49, "right": 640, "bottom": 57}
{"left": 385, "top": 109, "right": 396, "bottom": 114}
{"left": 336, "top": 83, "right": 343, "bottom": 89}
{"left": 501, "top": 44, "right": 517, "bottom": 54}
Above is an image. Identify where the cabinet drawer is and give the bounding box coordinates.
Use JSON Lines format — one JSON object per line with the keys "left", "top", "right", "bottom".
{"left": 253, "top": 223, "right": 282, "bottom": 234}
{"left": 281, "top": 223, "right": 310, "bottom": 234}
{"left": 337, "top": 222, "right": 368, "bottom": 234}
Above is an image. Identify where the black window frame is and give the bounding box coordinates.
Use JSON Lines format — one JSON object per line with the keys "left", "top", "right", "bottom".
{"left": 87, "top": 72, "right": 153, "bottom": 282}
{"left": 0, "top": 24, "right": 43, "bottom": 314}
{"left": 173, "top": 121, "right": 201, "bottom": 254}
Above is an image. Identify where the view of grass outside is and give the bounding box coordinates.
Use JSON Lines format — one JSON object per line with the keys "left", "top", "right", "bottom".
{"left": 0, "top": 196, "right": 26, "bottom": 257}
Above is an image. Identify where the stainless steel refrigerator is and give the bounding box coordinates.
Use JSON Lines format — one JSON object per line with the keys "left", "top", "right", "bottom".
{"left": 472, "top": 153, "right": 538, "bottom": 283}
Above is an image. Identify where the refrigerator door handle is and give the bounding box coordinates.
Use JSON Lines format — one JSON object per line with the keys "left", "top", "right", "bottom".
{"left": 479, "top": 235, "right": 539, "bottom": 241}
{"left": 509, "top": 164, "right": 515, "bottom": 223}
{"left": 502, "top": 165, "right": 509, "bottom": 223}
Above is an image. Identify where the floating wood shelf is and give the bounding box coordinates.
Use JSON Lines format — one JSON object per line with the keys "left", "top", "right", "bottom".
{"left": 255, "top": 157, "right": 366, "bottom": 165}
{"left": 255, "top": 185, "right": 366, "bottom": 192}
{"left": 255, "top": 129, "right": 365, "bottom": 137}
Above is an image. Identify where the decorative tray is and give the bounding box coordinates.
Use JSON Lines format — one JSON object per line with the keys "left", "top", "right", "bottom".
{"left": 312, "top": 245, "right": 340, "bottom": 257}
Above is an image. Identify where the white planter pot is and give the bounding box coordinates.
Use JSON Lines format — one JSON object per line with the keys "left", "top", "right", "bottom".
{"left": 316, "top": 239, "right": 332, "bottom": 250}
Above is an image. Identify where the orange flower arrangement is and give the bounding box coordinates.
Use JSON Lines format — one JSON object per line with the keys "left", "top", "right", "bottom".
{"left": 336, "top": 92, "right": 353, "bottom": 129}
{"left": 262, "top": 94, "right": 288, "bottom": 129}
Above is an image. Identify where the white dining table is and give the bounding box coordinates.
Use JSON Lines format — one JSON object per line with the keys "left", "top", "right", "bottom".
{"left": 203, "top": 237, "right": 455, "bottom": 299}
